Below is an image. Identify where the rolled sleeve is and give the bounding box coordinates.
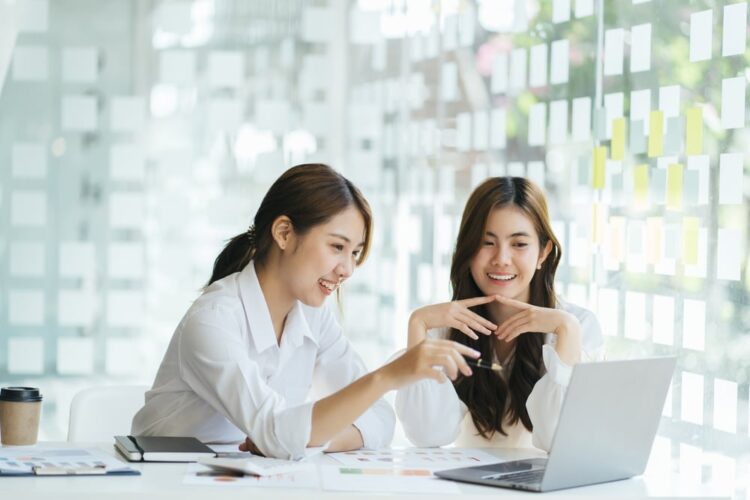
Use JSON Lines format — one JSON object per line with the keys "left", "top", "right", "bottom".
{"left": 395, "top": 374, "right": 465, "bottom": 447}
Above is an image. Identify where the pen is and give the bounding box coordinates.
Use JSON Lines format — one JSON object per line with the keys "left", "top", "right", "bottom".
{"left": 465, "top": 358, "right": 503, "bottom": 372}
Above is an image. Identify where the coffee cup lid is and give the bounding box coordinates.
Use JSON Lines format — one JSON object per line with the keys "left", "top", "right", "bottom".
{"left": 0, "top": 387, "right": 43, "bottom": 402}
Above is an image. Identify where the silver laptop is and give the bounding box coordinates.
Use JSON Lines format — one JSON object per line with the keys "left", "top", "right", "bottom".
{"left": 434, "top": 356, "right": 676, "bottom": 492}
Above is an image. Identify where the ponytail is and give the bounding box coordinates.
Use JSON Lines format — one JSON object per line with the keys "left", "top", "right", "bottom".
{"left": 205, "top": 226, "right": 256, "bottom": 287}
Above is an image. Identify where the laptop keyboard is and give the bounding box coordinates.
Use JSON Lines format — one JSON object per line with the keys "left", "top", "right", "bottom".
{"left": 486, "top": 468, "right": 545, "bottom": 484}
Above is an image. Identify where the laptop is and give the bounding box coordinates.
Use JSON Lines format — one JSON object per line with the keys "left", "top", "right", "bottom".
{"left": 434, "top": 356, "right": 676, "bottom": 492}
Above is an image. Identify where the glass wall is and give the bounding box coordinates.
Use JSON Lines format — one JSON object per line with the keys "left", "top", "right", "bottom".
{"left": 1, "top": 0, "right": 748, "bottom": 488}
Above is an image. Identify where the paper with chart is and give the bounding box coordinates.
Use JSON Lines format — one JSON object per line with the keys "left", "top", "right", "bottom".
{"left": 319, "top": 465, "right": 461, "bottom": 495}
{"left": 183, "top": 463, "right": 319, "bottom": 489}
{"left": 328, "top": 447, "right": 501, "bottom": 470}
{"left": 0, "top": 447, "right": 136, "bottom": 474}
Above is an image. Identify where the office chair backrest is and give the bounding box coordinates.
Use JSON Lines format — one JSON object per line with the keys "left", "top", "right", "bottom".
{"left": 68, "top": 385, "right": 149, "bottom": 442}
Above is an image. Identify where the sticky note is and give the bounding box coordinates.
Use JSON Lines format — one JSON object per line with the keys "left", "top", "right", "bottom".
{"left": 666, "top": 163, "right": 683, "bottom": 210}
{"left": 456, "top": 112, "right": 471, "bottom": 152}
{"left": 687, "top": 155, "right": 710, "bottom": 205}
{"left": 550, "top": 39, "right": 570, "bottom": 84}
{"left": 663, "top": 116, "right": 684, "bottom": 155}
{"left": 490, "top": 108, "right": 507, "bottom": 149}
{"left": 18, "top": 0, "right": 48, "bottom": 33}
{"left": 718, "top": 153, "right": 743, "bottom": 204}
{"left": 473, "top": 110, "right": 489, "bottom": 151}
{"left": 58, "top": 290, "right": 95, "bottom": 327}
{"left": 652, "top": 295, "right": 674, "bottom": 346}
{"left": 611, "top": 117, "right": 626, "bottom": 160}
{"left": 624, "top": 292, "right": 647, "bottom": 340}
{"left": 58, "top": 338, "right": 95, "bottom": 375}
{"left": 591, "top": 203, "right": 603, "bottom": 244}
{"left": 682, "top": 217, "right": 700, "bottom": 265}
{"left": 685, "top": 107, "right": 703, "bottom": 155}
{"left": 683, "top": 299, "right": 706, "bottom": 351}
{"left": 604, "top": 92, "right": 623, "bottom": 138}
{"left": 12, "top": 46, "right": 48, "bottom": 81}
{"left": 549, "top": 100, "right": 568, "bottom": 145}
{"left": 527, "top": 161, "right": 546, "bottom": 188}
{"left": 510, "top": 48, "right": 527, "bottom": 93}
{"left": 529, "top": 43, "right": 548, "bottom": 88}
{"left": 8, "top": 338, "right": 44, "bottom": 375}
{"left": 491, "top": 53, "right": 508, "bottom": 94}
{"left": 11, "top": 190, "right": 46, "bottom": 227}
{"left": 528, "top": 103, "right": 546, "bottom": 146}
{"left": 630, "top": 89, "right": 652, "bottom": 132}
{"left": 62, "top": 95, "right": 97, "bottom": 131}
{"left": 575, "top": 0, "right": 593, "bottom": 18}
{"left": 634, "top": 164, "right": 649, "bottom": 206}
{"left": 630, "top": 119, "right": 646, "bottom": 154}
{"left": 684, "top": 227, "right": 708, "bottom": 278}
{"left": 648, "top": 110, "right": 664, "bottom": 157}
{"left": 722, "top": 3, "right": 747, "bottom": 57}
{"left": 441, "top": 62, "right": 458, "bottom": 101}
{"left": 716, "top": 228, "right": 741, "bottom": 280}
{"left": 553, "top": 0, "right": 571, "bottom": 23}
{"left": 572, "top": 97, "right": 591, "bottom": 141}
{"left": 10, "top": 242, "right": 45, "bottom": 277}
{"left": 111, "top": 96, "right": 145, "bottom": 132}
{"left": 659, "top": 85, "right": 681, "bottom": 118}
{"left": 108, "top": 243, "right": 145, "bottom": 279}
{"left": 110, "top": 192, "right": 145, "bottom": 229}
{"left": 12, "top": 142, "right": 46, "bottom": 179}
{"left": 690, "top": 10, "right": 713, "bottom": 62}
{"left": 62, "top": 47, "right": 97, "bottom": 83}
{"left": 207, "top": 50, "right": 244, "bottom": 88}
{"left": 592, "top": 146, "right": 607, "bottom": 189}
{"left": 645, "top": 217, "right": 663, "bottom": 265}
{"left": 107, "top": 291, "right": 145, "bottom": 327}
{"left": 597, "top": 288, "right": 619, "bottom": 336}
{"left": 604, "top": 28, "right": 624, "bottom": 75}
{"left": 681, "top": 372, "right": 704, "bottom": 424}
{"left": 721, "top": 77, "right": 746, "bottom": 129}
{"left": 9, "top": 289, "right": 44, "bottom": 326}
{"left": 630, "top": 24, "right": 651, "bottom": 73}
{"left": 713, "top": 379, "right": 738, "bottom": 433}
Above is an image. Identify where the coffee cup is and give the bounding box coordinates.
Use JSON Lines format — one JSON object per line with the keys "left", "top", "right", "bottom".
{"left": 0, "top": 387, "right": 43, "bottom": 446}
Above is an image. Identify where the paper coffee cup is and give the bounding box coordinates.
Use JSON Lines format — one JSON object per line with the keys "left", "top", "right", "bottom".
{"left": 0, "top": 387, "right": 43, "bottom": 446}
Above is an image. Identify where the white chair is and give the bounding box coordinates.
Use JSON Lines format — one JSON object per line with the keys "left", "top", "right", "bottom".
{"left": 67, "top": 385, "right": 149, "bottom": 442}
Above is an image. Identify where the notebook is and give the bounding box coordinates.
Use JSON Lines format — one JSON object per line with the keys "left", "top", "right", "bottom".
{"left": 114, "top": 435, "right": 216, "bottom": 462}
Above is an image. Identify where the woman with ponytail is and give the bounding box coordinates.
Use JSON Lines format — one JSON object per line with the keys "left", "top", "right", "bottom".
{"left": 132, "top": 164, "right": 479, "bottom": 459}
{"left": 395, "top": 177, "right": 604, "bottom": 451}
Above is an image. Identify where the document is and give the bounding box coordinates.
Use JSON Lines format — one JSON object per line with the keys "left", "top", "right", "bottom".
{"left": 328, "top": 447, "right": 501, "bottom": 469}
{"left": 0, "top": 447, "right": 137, "bottom": 475}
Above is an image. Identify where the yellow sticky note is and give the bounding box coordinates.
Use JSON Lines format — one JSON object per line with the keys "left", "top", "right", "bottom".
{"left": 682, "top": 217, "right": 700, "bottom": 266}
{"left": 591, "top": 203, "right": 604, "bottom": 244}
{"left": 592, "top": 146, "right": 607, "bottom": 189}
{"left": 646, "top": 217, "right": 663, "bottom": 265}
{"left": 667, "top": 163, "right": 683, "bottom": 210}
{"left": 648, "top": 110, "right": 663, "bottom": 158}
{"left": 611, "top": 118, "right": 626, "bottom": 160}
{"left": 633, "top": 164, "right": 649, "bottom": 207}
{"left": 685, "top": 107, "right": 703, "bottom": 156}
{"left": 609, "top": 216, "right": 625, "bottom": 264}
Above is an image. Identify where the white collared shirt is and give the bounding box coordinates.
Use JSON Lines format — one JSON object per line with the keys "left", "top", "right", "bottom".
{"left": 394, "top": 299, "right": 604, "bottom": 451}
{"left": 131, "top": 262, "right": 395, "bottom": 459}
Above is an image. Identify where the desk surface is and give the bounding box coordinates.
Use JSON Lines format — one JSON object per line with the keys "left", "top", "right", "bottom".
{"left": 0, "top": 442, "right": 735, "bottom": 499}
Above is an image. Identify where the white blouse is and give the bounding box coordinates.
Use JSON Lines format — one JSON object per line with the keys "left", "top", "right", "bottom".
{"left": 132, "top": 262, "right": 395, "bottom": 459}
{"left": 395, "top": 300, "right": 604, "bottom": 452}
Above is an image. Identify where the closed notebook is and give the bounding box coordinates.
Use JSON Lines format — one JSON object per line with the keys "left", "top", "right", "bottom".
{"left": 114, "top": 435, "right": 216, "bottom": 462}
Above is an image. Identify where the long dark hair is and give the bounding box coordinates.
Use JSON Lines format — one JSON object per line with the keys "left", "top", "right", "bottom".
{"left": 206, "top": 163, "right": 373, "bottom": 287}
{"left": 450, "top": 177, "right": 561, "bottom": 439}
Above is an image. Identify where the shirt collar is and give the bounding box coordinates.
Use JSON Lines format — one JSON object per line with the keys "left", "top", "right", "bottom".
{"left": 238, "top": 261, "right": 317, "bottom": 353}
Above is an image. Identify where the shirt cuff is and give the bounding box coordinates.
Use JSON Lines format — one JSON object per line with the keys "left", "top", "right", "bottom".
{"left": 272, "top": 401, "right": 315, "bottom": 460}
{"left": 542, "top": 344, "right": 573, "bottom": 387}
{"left": 353, "top": 409, "right": 382, "bottom": 450}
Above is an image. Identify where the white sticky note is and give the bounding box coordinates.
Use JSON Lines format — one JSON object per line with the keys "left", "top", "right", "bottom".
{"left": 490, "top": 108, "right": 507, "bottom": 149}
{"left": 302, "top": 6, "right": 334, "bottom": 42}
{"left": 529, "top": 43, "right": 548, "bottom": 88}
{"left": 7, "top": 338, "right": 44, "bottom": 375}
{"left": 507, "top": 161, "right": 525, "bottom": 177}
{"left": 57, "top": 337, "right": 94, "bottom": 375}
{"left": 106, "top": 338, "right": 142, "bottom": 375}
{"left": 718, "top": 153, "right": 743, "bottom": 204}
{"left": 18, "top": 0, "right": 48, "bottom": 33}
{"left": 60, "top": 242, "right": 96, "bottom": 278}
{"left": 553, "top": 0, "right": 571, "bottom": 23}
{"left": 109, "top": 192, "right": 145, "bottom": 229}
{"left": 659, "top": 85, "right": 681, "bottom": 118}
{"left": 12, "top": 142, "right": 46, "bottom": 179}
{"left": 509, "top": 48, "right": 527, "bottom": 92}
{"left": 442, "top": 15, "right": 458, "bottom": 51}
{"left": 473, "top": 110, "right": 489, "bottom": 151}
{"left": 716, "top": 228, "right": 742, "bottom": 280}
{"left": 58, "top": 290, "right": 96, "bottom": 327}
{"left": 12, "top": 46, "right": 48, "bottom": 81}
{"left": 208, "top": 50, "right": 244, "bottom": 88}
{"left": 9, "top": 289, "right": 45, "bottom": 326}
{"left": 597, "top": 288, "right": 619, "bottom": 337}
{"left": 441, "top": 62, "right": 458, "bottom": 101}
{"left": 110, "top": 144, "right": 145, "bottom": 182}
{"left": 62, "top": 47, "right": 97, "bottom": 83}
{"left": 575, "top": 0, "right": 593, "bottom": 18}
{"left": 456, "top": 112, "right": 471, "bottom": 152}
{"left": 159, "top": 50, "right": 196, "bottom": 84}
{"left": 630, "top": 23, "right": 651, "bottom": 72}
{"left": 682, "top": 299, "right": 706, "bottom": 351}
{"left": 108, "top": 242, "right": 145, "bottom": 279}
{"left": 572, "top": 97, "right": 591, "bottom": 141}
{"left": 62, "top": 95, "right": 97, "bottom": 131}
{"left": 107, "top": 291, "right": 145, "bottom": 327}
{"left": 550, "top": 39, "right": 570, "bottom": 84}
{"left": 687, "top": 155, "right": 710, "bottom": 205}
{"left": 528, "top": 103, "right": 547, "bottom": 146}
{"left": 458, "top": 7, "right": 476, "bottom": 47}
{"left": 681, "top": 372, "right": 704, "bottom": 425}
{"left": 208, "top": 97, "right": 242, "bottom": 131}
{"left": 624, "top": 292, "right": 647, "bottom": 340}
{"left": 491, "top": 53, "right": 508, "bottom": 94}
{"left": 10, "top": 242, "right": 45, "bottom": 277}
{"left": 471, "top": 163, "right": 489, "bottom": 189}
{"left": 630, "top": 89, "right": 651, "bottom": 133}
{"left": 11, "top": 190, "right": 46, "bottom": 227}
{"left": 111, "top": 96, "right": 145, "bottom": 132}
{"left": 722, "top": 3, "right": 747, "bottom": 56}
{"left": 527, "top": 161, "right": 545, "bottom": 188}
{"left": 256, "top": 100, "right": 291, "bottom": 133}
{"left": 604, "top": 28, "right": 625, "bottom": 75}
{"left": 713, "top": 379, "right": 737, "bottom": 433}
{"left": 721, "top": 77, "right": 746, "bottom": 129}
{"left": 690, "top": 10, "right": 713, "bottom": 62}
{"left": 684, "top": 228, "right": 708, "bottom": 278}
{"left": 652, "top": 295, "right": 674, "bottom": 346}
{"left": 604, "top": 92, "right": 624, "bottom": 138}
{"left": 549, "top": 100, "right": 568, "bottom": 145}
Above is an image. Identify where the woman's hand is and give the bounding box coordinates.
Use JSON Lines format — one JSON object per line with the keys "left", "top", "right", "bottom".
{"left": 382, "top": 339, "right": 481, "bottom": 388}
{"left": 239, "top": 437, "right": 264, "bottom": 456}
{"left": 407, "top": 296, "right": 498, "bottom": 347}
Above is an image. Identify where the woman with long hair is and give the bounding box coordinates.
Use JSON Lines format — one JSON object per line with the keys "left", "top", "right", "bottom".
{"left": 396, "top": 176, "right": 603, "bottom": 450}
{"left": 132, "top": 163, "right": 480, "bottom": 459}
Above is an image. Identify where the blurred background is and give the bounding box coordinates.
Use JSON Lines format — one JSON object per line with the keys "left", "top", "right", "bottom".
{"left": 0, "top": 0, "right": 748, "bottom": 491}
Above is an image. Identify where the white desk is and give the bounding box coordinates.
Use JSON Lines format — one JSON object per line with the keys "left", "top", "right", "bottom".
{"left": 0, "top": 442, "right": 735, "bottom": 499}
